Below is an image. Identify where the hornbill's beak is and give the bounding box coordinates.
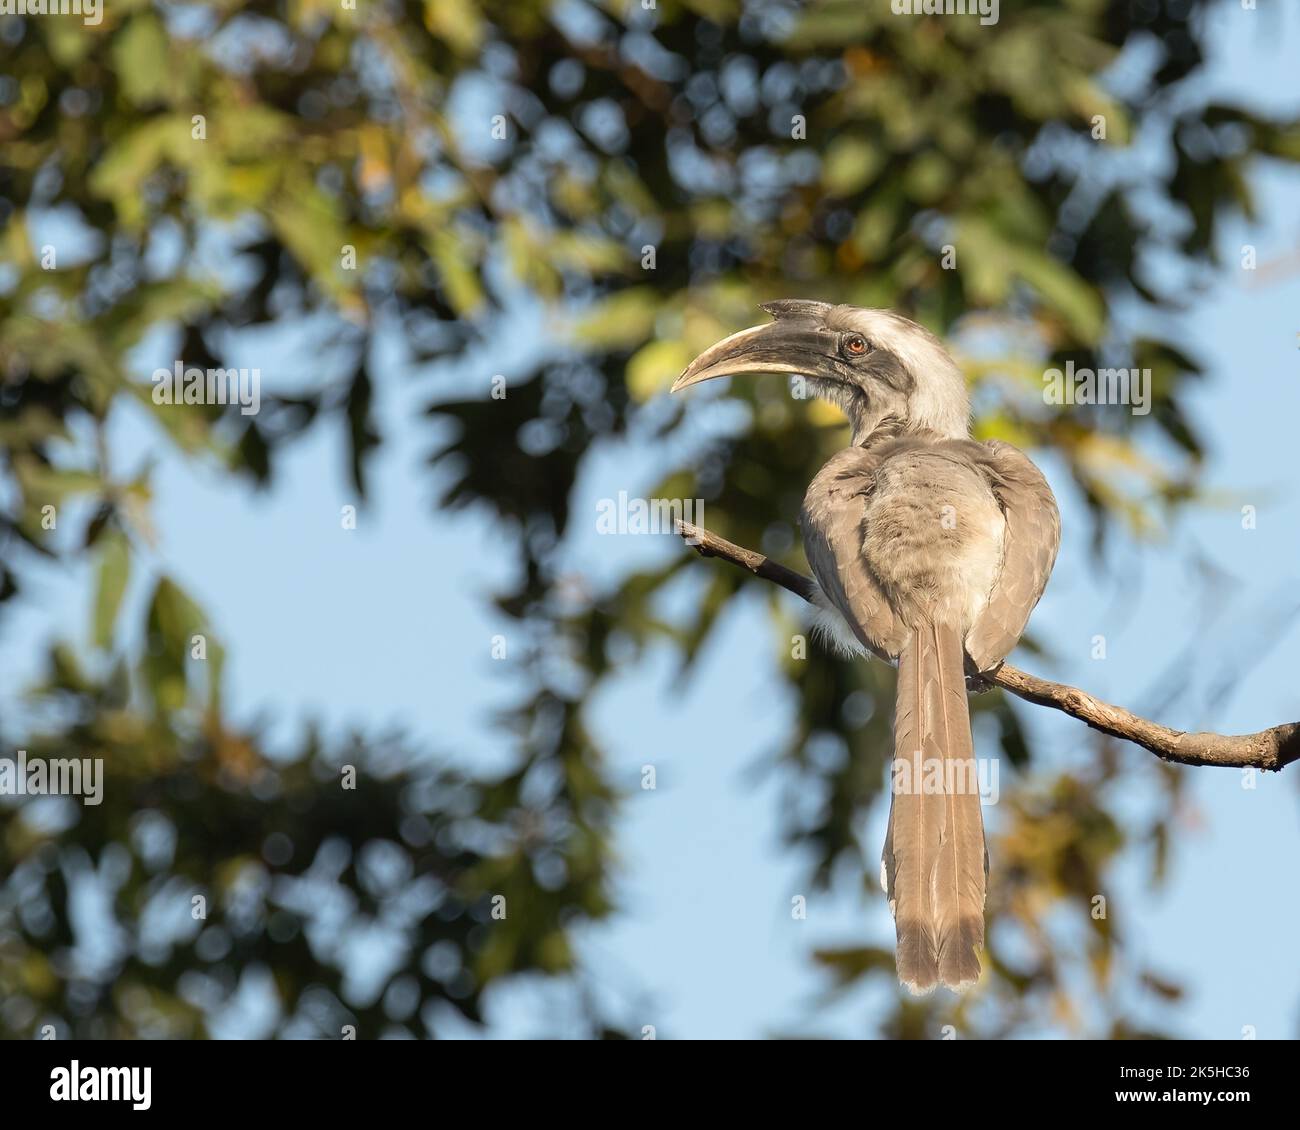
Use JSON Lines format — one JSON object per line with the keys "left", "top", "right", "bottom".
{"left": 671, "top": 300, "right": 848, "bottom": 393}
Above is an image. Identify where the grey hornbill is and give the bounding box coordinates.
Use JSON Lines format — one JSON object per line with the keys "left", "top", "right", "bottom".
{"left": 672, "top": 300, "right": 1059, "bottom": 994}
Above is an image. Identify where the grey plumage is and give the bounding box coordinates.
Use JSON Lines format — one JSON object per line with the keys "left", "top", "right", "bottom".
{"left": 673, "top": 301, "right": 1060, "bottom": 994}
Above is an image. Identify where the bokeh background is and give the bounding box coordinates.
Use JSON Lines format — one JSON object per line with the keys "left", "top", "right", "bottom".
{"left": 2, "top": 0, "right": 1299, "bottom": 1039}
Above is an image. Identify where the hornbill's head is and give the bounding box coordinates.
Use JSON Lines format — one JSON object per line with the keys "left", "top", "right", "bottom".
{"left": 670, "top": 300, "right": 969, "bottom": 442}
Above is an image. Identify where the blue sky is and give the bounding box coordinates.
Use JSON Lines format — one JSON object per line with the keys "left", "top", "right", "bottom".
{"left": 3, "top": 1, "right": 1299, "bottom": 1038}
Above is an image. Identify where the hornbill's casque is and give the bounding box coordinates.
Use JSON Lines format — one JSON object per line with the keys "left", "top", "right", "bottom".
{"left": 672, "top": 301, "right": 1060, "bottom": 994}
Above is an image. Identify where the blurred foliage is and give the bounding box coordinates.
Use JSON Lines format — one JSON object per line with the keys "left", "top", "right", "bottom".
{"left": 1, "top": 0, "right": 1297, "bottom": 1038}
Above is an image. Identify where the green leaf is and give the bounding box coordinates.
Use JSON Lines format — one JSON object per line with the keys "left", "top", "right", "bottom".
{"left": 1008, "top": 245, "right": 1105, "bottom": 345}
{"left": 822, "top": 136, "right": 882, "bottom": 196}
{"left": 812, "top": 946, "right": 896, "bottom": 989}
{"left": 424, "top": 0, "right": 485, "bottom": 55}
{"left": 573, "top": 288, "right": 659, "bottom": 351}
{"left": 142, "top": 577, "right": 208, "bottom": 713}
{"left": 112, "top": 14, "right": 170, "bottom": 108}
{"left": 625, "top": 339, "right": 692, "bottom": 402}
{"left": 954, "top": 217, "right": 1012, "bottom": 306}
{"left": 427, "top": 228, "right": 486, "bottom": 317}
{"left": 92, "top": 529, "right": 131, "bottom": 650}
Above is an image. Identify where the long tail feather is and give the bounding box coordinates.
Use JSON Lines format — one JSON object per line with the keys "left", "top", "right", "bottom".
{"left": 885, "top": 623, "right": 986, "bottom": 994}
{"left": 888, "top": 627, "right": 942, "bottom": 994}
{"left": 928, "top": 621, "right": 985, "bottom": 990}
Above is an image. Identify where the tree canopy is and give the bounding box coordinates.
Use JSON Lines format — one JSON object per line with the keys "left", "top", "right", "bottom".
{"left": 1, "top": 0, "right": 1297, "bottom": 1038}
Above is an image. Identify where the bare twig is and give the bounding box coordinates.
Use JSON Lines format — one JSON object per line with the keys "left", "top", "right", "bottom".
{"left": 675, "top": 520, "right": 1300, "bottom": 772}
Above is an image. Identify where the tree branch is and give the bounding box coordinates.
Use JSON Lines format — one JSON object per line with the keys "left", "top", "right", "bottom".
{"left": 675, "top": 520, "right": 1300, "bottom": 772}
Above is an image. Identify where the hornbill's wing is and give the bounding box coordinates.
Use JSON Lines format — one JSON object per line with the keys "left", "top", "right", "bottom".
{"left": 799, "top": 446, "right": 909, "bottom": 664}
{"left": 799, "top": 446, "right": 916, "bottom": 932}
{"left": 964, "top": 439, "right": 1061, "bottom": 673}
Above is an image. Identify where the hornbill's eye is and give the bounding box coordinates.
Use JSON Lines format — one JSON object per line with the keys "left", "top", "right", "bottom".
{"left": 844, "top": 334, "right": 869, "bottom": 357}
